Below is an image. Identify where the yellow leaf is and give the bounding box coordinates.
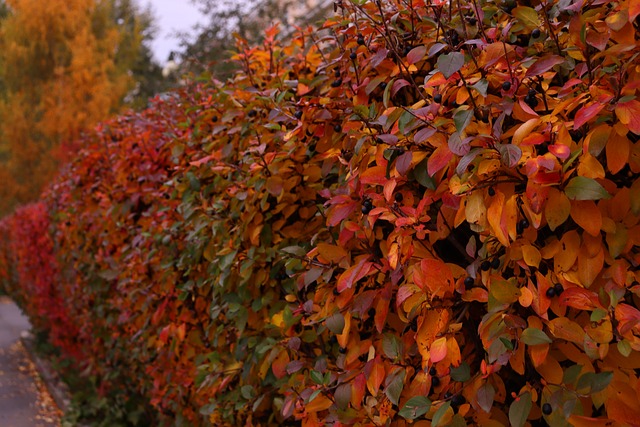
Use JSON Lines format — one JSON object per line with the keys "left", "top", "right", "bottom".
{"left": 548, "top": 317, "right": 585, "bottom": 344}
{"left": 522, "top": 245, "right": 542, "bottom": 267}
{"left": 545, "top": 188, "right": 571, "bottom": 231}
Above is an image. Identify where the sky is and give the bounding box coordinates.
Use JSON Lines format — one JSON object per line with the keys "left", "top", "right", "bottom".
{"left": 143, "top": 0, "right": 207, "bottom": 64}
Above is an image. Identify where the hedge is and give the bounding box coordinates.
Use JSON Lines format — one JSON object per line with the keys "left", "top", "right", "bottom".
{"left": 2, "top": 0, "right": 640, "bottom": 425}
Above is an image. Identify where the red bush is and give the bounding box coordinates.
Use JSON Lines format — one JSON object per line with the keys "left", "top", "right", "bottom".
{"left": 2, "top": 1, "right": 640, "bottom": 426}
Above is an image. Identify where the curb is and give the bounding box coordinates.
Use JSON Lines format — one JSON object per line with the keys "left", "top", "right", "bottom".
{"left": 20, "top": 331, "right": 72, "bottom": 415}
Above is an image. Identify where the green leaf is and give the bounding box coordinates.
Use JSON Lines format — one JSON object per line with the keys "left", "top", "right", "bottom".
{"left": 454, "top": 108, "right": 474, "bottom": 133}
{"left": 563, "top": 364, "right": 583, "bottom": 386}
{"left": 520, "top": 328, "right": 552, "bottom": 345}
{"left": 564, "top": 176, "right": 611, "bottom": 200}
{"left": 432, "top": 401, "right": 452, "bottom": 427}
{"left": 496, "top": 143, "right": 522, "bottom": 168}
{"left": 414, "top": 158, "right": 436, "bottom": 189}
{"left": 326, "top": 312, "right": 345, "bottom": 334}
{"left": 334, "top": 384, "right": 351, "bottom": 410}
{"left": 450, "top": 362, "right": 471, "bottom": 382}
{"left": 576, "top": 371, "right": 613, "bottom": 395}
{"left": 513, "top": 6, "right": 541, "bottom": 30}
{"left": 382, "top": 334, "right": 402, "bottom": 360}
{"left": 310, "top": 370, "right": 324, "bottom": 385}
{"left": 509, "top": 392, "right": 532, "bottom": 427}
{"left": 617, "top": 340, "right": 632, "bottom": 357}
{"left": 384, "top": 369, "right": 406, "bottom": 405}
{"left": 398, "top": 396, "right": 431, "bottom": 420}
{"left": 436, "top": 52, "right": 465, "bottom": 79}
{"left": 500, "top": 337, "right": 515, "bottom": 351}
{"left": 472, "top": 78, "right": 489, "bottom": 97}
{"left": 477, "top": 382, "right": 495, "bottom": 413}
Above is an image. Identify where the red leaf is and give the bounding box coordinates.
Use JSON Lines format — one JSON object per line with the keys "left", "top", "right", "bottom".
{"left": 559, "top": 287, "right": 602, "bottom": 310}
{"left": 407, "top": 45, "right": 427, "bottom": 65}
{"left": 525, "top": 55, "right": 565, "bottom": 77}
{"left": 337, "top": 258, "right": 372, "bottom": 292}
{"left": 395, "top": 151, "right": 413, "bottom": 175}
{"left": 615, "top": 99, "right": 640, "bottom": 134}
{"left": 574, "top": 103, "right": 605, "bottom": 129}
{"left": 427, "top": 144, "right": 452, "bottom": 176}
{"left": 392, "top": 79, "right": 411, "bottom": 97}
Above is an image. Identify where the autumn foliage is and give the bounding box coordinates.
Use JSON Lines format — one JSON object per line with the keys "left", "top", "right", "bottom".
{"left": 2, "top": 0, "right": 640, "bottom": 425}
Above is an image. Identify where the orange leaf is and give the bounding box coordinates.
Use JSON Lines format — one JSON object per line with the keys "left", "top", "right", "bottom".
{"left": 559, "top": 287, "right": 602, "bottom": 310}
{"left": 366, "top": 356, "right": 386, "bottom": 396}
{"left": 570, "top": 200, "right": 602, "bottom": 236}
{"left": 615, "top": 99, "right": 640, "bottom": 134}
{"left": 568, "top": 415, "right": 616, "bottom": 427}
{"left": 416, "top": 309, "right": 450, "bottom": 367}
{"left": 416, "top": 258, "right": 455, "bottom": 298}
{"left": 487, "top": 192, "right": 510, "bottom": 246}
{"left": 427, "top": 144, "right": 453, "bottom": 176}
{"left": 306, "top": 394, "right": 334, "bottom": 413}
{"left": 606, "top": 131, "right": 630, "bottom": 174}
{"left": 272, "top": 349, "right": 290, "bottom": 379}
{"left": 337, "top": 258, "right": 372, "bottom": 292}
{"left": 548, "top": 317, "right": 585, "bottom": 344}
{"left": 578, "top": 246, "right": 604, "bottom": 287}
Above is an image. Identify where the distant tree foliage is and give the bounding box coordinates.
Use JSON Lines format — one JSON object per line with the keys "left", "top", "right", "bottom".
{"left": 180, "top": 0, "right": 331, "bottom": 78}
{"left": 0, "top": 0, "right": 167, "bottom": 215}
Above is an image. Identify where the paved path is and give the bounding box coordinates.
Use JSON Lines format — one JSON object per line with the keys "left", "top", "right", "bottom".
{"left": 0, "top": 297, "right": 60, "bottom": 427}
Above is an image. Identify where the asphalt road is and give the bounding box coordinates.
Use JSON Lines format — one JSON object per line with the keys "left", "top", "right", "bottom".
{"left": 0, "top": 297, "right": 60, "bottom": 427}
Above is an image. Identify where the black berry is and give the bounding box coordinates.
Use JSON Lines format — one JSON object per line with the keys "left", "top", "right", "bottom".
{"left": 539, "top": 263, "right": 549, "bottom": 275}
{"left": 380, "top": 82, "right": 387, "bottom": 89}
{"left": 350, "top": 51, "right": 357, "bottom": 60}
{"left": 394, "top": 192, "right": 403, "bottom": 203}
{"left": 294, "top": 110, "right": 303, "bottom": 119}
{"left": 554, "top": 283, "right": 564, "bottom": 295}
{"left": 546, "top": 287, "right": 556, "bottom": 298}
{"left": 432, "top": 376, "right": 440, "bottom": 387}
{"left": 429, "top": 366, "right": 437, "bottom": 376}
{"left": 434, "top": 94, "right": 442, "bottom": 103}
{"left": 362, "top": 200, "right": 373, "bottom": 214}
{"left": 334, "top": 124, "right": 342, "bottom": 133}
{"left": 339, "top": 347, "right": 347, "bottom": 354}
{"left": 502, "top": 81, "right": 512, "bottom": 91}
{"left": 488, "top": 186, "right": 496, "bottom": 196}
{"left": 519, "top": 218, "right": 529, "bottom": 230}
{"left": 532, "top": 28, "right": 541, "bottom": 38}
{"left": 542, "top": 403, "right": 552, "bottom": 415}
{"left": 248, "top": 109, "right": 257, "bottom": 117}
{"left": 331, "top": 79, "right": 342, "bottom": 87}
{"left": 528, "top": 88, "right": 537, "bottom": 97}
{"left": 464, "top": 276, "right": 475, "bottom": 288}
{"left": 357, "top": 35, "right": 365, "bottom": 45}
{"left": 525, "top": 95, "right": 539, "bottom": 108}
{"left": 491, "top": 258, "right": 501, "bottom": 270}
{"left": 451, "top": 394, "right": 466, "bottom": 407}
{"left": 334, "top": 69, "right": 341, "bottom": 78}
{"left": 481, "top": 260, "right": 491, "bottom": 271}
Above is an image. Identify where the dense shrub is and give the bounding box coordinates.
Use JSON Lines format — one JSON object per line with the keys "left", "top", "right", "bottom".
{"left": 2, "top": 0, "right": 640, "bottom": 426}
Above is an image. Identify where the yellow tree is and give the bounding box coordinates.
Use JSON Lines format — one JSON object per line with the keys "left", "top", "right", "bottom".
{"left": 0, "top": 0, "right": 138, "bottom": 214}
